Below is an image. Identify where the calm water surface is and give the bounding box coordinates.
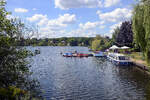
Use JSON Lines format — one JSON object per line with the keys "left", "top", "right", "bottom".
{"left": 28, "top": 46, "right": 150, "bottom": 100}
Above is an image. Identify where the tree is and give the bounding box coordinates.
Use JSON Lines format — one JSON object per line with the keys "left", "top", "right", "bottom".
{"left": 0, "top": 1, "right": 41, "bottom": 99}
{"left": 112, "top": 26, "right": 120, "bottom": 43}
{"left": 91, "top": 35, "right": 111, "bottom": 51}
{"left": 132, "top": 0, "right": 150, "bottom": 64}
{"left": 91, "top": 39, "right": 101, "bottom": 50}
{"left": 114, "top": 21, "right": 133, "bottom": 47}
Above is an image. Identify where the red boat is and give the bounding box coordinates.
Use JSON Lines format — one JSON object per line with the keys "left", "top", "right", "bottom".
{"left": 77, "top": 53, "right": 89, "bottom": 57}
{"left": 62, "top": 53, "right": 89, "bottom": 57}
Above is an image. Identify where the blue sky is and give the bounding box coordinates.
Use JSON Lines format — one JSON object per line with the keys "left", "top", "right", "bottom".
{"left": 6, "top": 0, "right": 136, "bottom": 38}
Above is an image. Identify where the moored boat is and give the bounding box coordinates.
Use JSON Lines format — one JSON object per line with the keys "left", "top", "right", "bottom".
{"left": 63, "top": 53, "right": 73, "bottom": 57}
{"left": 88, "top": 53, "right": 93, "bottom": 57}
{"left": 77, "top": 53, "right": 89, "bottom": 57}
{"left": 63, "top": 53, "right": 90, "bottom": 57}
{"left": 93, "top": 51, "right": 106, "bottom": 57}
{"left": 107, "top": 53, "right": 132, "bottom": 66}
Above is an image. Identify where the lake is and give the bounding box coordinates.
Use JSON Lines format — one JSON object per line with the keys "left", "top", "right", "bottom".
{"left": 28, "top": 46, "right": 150, "bottom": 100}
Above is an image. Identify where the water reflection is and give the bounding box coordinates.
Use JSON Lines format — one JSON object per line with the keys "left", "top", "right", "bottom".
{"left": 29, "top": 46, "right": 150, "bottom": 100}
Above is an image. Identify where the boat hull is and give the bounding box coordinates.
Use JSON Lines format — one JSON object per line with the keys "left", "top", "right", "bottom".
{"left": 108, "top": 57, "right": 132, "bottom": 66}
{"left": 113, "top": 60, "right": 133, "bottom": 66}
{"left": 77, "top": 54, "right": 89, "bottom": 57}
{"left": 107, "top": 53, "right": 133, "bottom": 66}
{"left": 93, "top": 54, "right": 106, "bottom": 57}
{"left": 63, "top": 53, "right": 90, "bottom": 57}
{"left": 93, "top": 52, "right": 106, "bottom": 57}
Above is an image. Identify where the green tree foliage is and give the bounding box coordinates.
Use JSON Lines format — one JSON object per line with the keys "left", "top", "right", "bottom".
{"left": 91, "top": 39, "right": 101, "bottom": 50}
{"left": 17, "top": 37, "right": 93, "bottom": 46}
{"left": 132, "top": 0, "right": 150, "bottom": 64}
{"left": 0, "top": 1, "right": 41, "bottom": 99}
{"left": 112, "top": 21, "right": 133, "bottom": 47}
{"left": 112, "top": 27, "right": 120, "bottom": 43}
{"left": 91, "top": 35, "right": 112, "bottom": 51}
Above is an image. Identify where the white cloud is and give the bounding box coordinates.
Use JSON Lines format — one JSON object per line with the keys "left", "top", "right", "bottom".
{"left": 26, "top": 13, "right": 77, "bottom": 38}
{"left": 55, "top": 0, "right": 102, "bottom": 9}
{"left": 40, "top": 14, "right": 76, "bottom": 28}
{"left": 109, "top": 22, "right": 122, "bottom": 33}
{"left": 37, "top": 17, "right": 49, "bottom": 26}
{"left": 97, "top": 8, "right": 132, "bottom": 23}
{"left": 99, "top": 25, "right": 105, "bottom": 29}
{"left": 79, "top": 22, "right": 99, "bottom": 30}
{"left": 26, "top": 13, "right": 109, "bottom": 38}
{"left": 45, "top": 14, "right": 76, "bottom": 32}
{"left": 69, "top": 29, "right": 97, "bottom": 37}
{"left": 14, "top": 8, "right": 28, "bottom": 13}
{"left": 79, "top": 21, "right": 104, "bottom": 30}
{"left": 25, "top": 7, "right": 133, "bottom": 38}
{"left": 26, "top": 14, "right": 47, "bottom": 22}
{"left": 57, "top": 14, "right": 76, "bottom": 24}
{"left": 27, "top": 13, "right": 76, "bottom": 26}
{"left": 104, "top": 0, "right": 120, "bottom": 7}
{"left": 32, "top": 8, "right": 37, "bottom": 11}
{"left": 67, "top": 21, "right": 105, "bottom": 37}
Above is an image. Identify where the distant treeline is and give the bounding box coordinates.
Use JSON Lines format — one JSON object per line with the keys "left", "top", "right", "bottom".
{"left": 16, "top": 37, "right": 94, "bottom": 46}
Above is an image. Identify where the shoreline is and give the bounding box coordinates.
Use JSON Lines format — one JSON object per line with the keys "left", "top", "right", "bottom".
{"left": 132, "top": 60, "right": 150, "bottom": 75}
{"left": 133, "top": 62, "right": 149, "bottom": 71}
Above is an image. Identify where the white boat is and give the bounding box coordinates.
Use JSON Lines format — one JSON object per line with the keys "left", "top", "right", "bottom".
{"left": 107, "top": 53, "right": 132, "bottom": 66}
{"left": 93, "top": 52, "right": 106, "bottom": 57}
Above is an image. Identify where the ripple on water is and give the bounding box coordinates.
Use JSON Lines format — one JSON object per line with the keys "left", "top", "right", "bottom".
{"left": 28, "top": 46, "right": 150, "bottom": 100}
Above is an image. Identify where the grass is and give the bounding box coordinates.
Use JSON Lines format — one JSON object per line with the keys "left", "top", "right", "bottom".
{"left": 126, "top": 52, "right": 149, "bottom": 67}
